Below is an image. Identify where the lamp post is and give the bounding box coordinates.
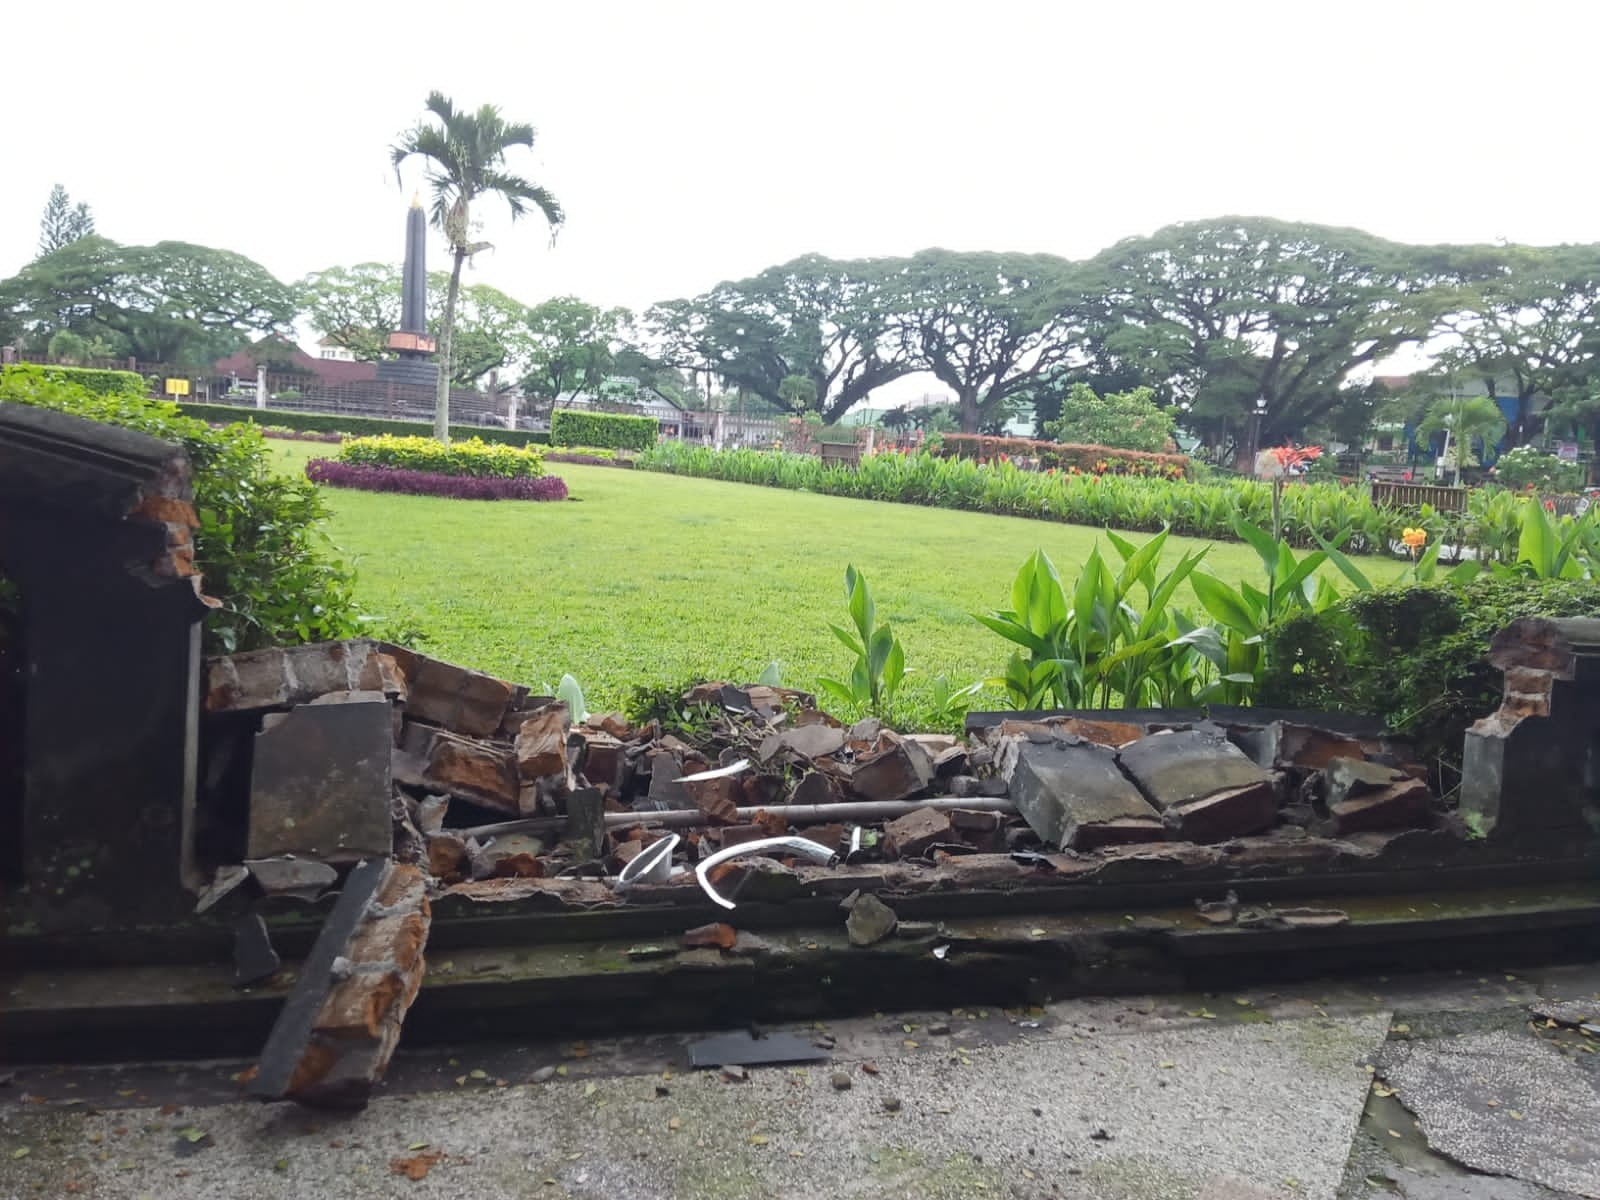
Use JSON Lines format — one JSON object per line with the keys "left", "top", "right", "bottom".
{"left": 1247, "top": 394, "right": 1268, "bottom": 471}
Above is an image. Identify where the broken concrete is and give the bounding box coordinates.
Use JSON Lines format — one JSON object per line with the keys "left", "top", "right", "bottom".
{"left": 514, "top": 703, "right": 568, "bottom": 779}
{"left": 1008, "top": 740, "right": 1163, "bottom": 849}
{"left": 850, "top": 737, "right": 934, "bottom": 803}
{"left": 398, "top": 652, "right": 514, "bottom": 738}
{"left": 247, "top": 696, "right": 394, "bottom": 863}
{"left": 883, "top": 806, "right": 955, "bottom": 859}
{"left": 418, "top": 728, "right": 520, "bottom": 814}
{"left": 1461, "top": 616, "right": 1600, "bottom": 844}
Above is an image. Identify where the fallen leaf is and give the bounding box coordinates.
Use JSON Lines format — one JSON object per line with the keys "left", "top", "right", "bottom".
{"left": 1387, "top": 1129, "right": 1402, "bottom": 1139}
{"left": 682, "top": 922, "right": 737, "bottom": 950}
{"left": 469, "top": 1069, "right": 487, "bottom": 1080}
{"left": 1233, "top": 997, "right": 1253, "bottom": 1007}
{"left": 1029, "top": 928, "right": 1046, "bottom": 937}
{"left": 583, "top": 1082, "right": 597, "bottom": 1098}
{"left": 390, "top": 1149, "right": 444, "bottom": 1181}
{"left": 903, "top": 1040, "right": 919, "bottom": 1049}
{"left": 1158, "top": 1061, "right": 1176, "bottom": 1069}
{"left": 668, "top": 1117, "right": 681, "bottom": 1131}
{"left": 1509, "top": 1110, "right": 1525, "bottom": 1121}
{"left": 748, "top": 1135, "right": 768, "bottom": 1146}
{"left": 177, "top": 1127, "right": 208, "bottom": 1144}
{"left": 407, "top": 1141, "right": 429, "bottom": 1151}
{"left": 12, "top": 1147, "right": 30, "bottom": 1160}
{"left": 1391, "top": 1024, "right": 1411, "bottom": 1034}
{"left": 273, "top": 1158, "right": 288, "bottom": 1172}
{"left": 556, "top": 1066, "right": 568, "bottom": 1077}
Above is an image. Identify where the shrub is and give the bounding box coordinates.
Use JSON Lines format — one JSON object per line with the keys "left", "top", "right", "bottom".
{"left": 1, "top": 361, "right": 148, "bottom": 398}
{"left": 1260, "top": 576, "right": 1600, "bottom": 771}
{"left": 1, "top": 367, "right": 362, "bottom": 655}
{"left": 934, "top": 433, "right": 1189, "bottom": 477}
{"left": 337, "top": 434, "right": 544, "bottom": 478}
{"left": 1044, "top": 383, "right": 1177, "bottom": 453}
{"left": 307, "top": 459, "right": 568, "bottom": 501}
{"left": 550, "top": 408, "right": 658, "bottom": 451}
{"left": 636, "top": 442, "right": 1407, "bottom": 551}
{"left": 1491, "top": 445, "right": 1585, "bottom": 494}
{"left": 177, "top": 402, "right": 550, "bottom": 446}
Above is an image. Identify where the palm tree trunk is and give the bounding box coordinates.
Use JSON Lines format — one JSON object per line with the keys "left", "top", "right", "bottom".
{"left": 435, "top": 248, "right": 466, "bottom": 443}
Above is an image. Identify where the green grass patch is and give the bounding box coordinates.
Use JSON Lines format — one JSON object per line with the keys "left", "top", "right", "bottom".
{"left": 273, "top": 439, "right": 1406, "bottom": 715}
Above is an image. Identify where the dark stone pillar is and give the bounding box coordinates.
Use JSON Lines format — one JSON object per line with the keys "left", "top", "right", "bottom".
{"left": 2, "top": 509, "right": 207, "bottom": 931}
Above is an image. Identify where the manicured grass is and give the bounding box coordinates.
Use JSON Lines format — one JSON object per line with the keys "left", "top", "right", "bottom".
{"left": 273, "top": 440, "right": 1406, "bottom": 714}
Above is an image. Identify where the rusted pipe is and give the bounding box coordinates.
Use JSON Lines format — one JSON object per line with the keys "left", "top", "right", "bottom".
{"left": 457, "top": 796, "right": 1016, "bottom": 842}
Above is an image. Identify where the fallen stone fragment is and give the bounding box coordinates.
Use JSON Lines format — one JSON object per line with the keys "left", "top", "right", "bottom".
{"left": 831, "top": 1071, "right": 852, "bottom": 1091}
{"left": 1118, "top": 730, "right": 1277, "bottom": 842}
{"left": 195, "top": 865, "right": 251, "bottom": 914}
{"left": 233, "top": 911, "right": 281, "bottom": 987}
{"left": 779, "top": 723, "right": 848, "bottom": 760}
{"left": 883, "top": 807, "right": 955, "bottom": 859}
{"left": 1323, "top": 756, "right": 1407, "bottom": 805}
{"left": 420, "top": 730, "right": 520, "bottom": 814}
{"left": 681, "top": 922, "right": 737, "bottom": 950}
{"left": 882, "top": 1097, "right": 902, "bottom": 1113}
{"left": 205, "top": 640, "right": 406, "bottom": 713}
{"left": 577, "top": 730, "right": 625, "bottom": 790}
{"left": 403, "top": 654, "right": 515, "bottom": 738}
{"left": 425, "top": 833, "right": 467, "bottom": 879}
{"left": 686, "top": 1030, "right": 826, "bottom": 1069}
{"left": 791, "top": 770, "right": 844, "bottom": 807}
{"left": 1232, "top": 721, "right": 1368, "bottom": 772}
{"left": 1008, "top": 741, "right": 1162, "bottom": 850}
{"left": 515, "top": 703, "right": 569, "bottom": 780}
{"left": 846, "top": 893, "right": 898, "bottom": 946}
{"left": 246, "top": 856, "right": 338, "bottom": 898}
{"left": 563, "top": 787, "right": 606, "bottom": 858}
{"left": 468, "top": 833, "right": 547, "bottom": 880}
{"left": 850, "top": 739, "right": 934, "bottom": 804}
{"left": 1329, "top": 777, "right": 1431, "bottom": 834}
{"left": 680, "top": 761, "right": 748, "bottom": 825}
{"left": 247, "top": 697, "right": 394, "bottom": 863}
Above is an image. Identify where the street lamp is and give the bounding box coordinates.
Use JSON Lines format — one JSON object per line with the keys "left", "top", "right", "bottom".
{"left": 1247, "top": 394, "right": 1267, "bottom": 469}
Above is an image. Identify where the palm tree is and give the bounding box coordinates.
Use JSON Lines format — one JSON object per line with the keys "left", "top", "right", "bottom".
{"left": 1417, "top": 394, "right": 1508, "bottom": 478}
{"left": 391, "top": 92, "right": 563, "bottom": 442}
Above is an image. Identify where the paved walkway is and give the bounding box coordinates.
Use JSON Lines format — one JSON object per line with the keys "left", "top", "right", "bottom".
{"left": 2, "top": 964, "right": 1596, "bottom": 1200}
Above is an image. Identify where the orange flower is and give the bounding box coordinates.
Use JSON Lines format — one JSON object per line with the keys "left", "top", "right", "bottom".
{"left": 1401, "top": 527, "right": 1427, "bottom": 549}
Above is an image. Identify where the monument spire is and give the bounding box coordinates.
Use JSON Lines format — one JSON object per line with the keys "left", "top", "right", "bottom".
{"left": 377, "top": 199, "right": 439, "bottom": 389}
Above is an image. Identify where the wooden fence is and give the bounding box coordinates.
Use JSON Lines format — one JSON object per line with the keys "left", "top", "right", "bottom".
{"left": 1370, "top": 482, "right": 1467, "bottom": 512}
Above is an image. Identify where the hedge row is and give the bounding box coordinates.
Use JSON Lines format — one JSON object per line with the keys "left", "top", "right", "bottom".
{"left": 337, "top": 434, "right": 545, "bottom": 479}
{"left": 550, "top": 408, "right": 658, "bottom": 451}
{"left": 934, "top": 433, "right": 1189, "bottom": 477}
{"left": 177, "top": 402, "right": 551, "bottom": 446}
{"left": 0, "top": 362, "right": 149, "bottom": 397}
{"left": 306, "top": 459, "right": 568, "bottom": 501}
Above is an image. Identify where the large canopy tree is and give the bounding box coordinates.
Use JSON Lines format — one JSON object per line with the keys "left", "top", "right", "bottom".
{"left": 884, "top": 249, "right": 1088, "bottom": 433}
{"left": 391, "top": 91, "right": 563, "bottom": 441}
{"left": 518, "top": 295, "right": 631, "bottom": 399}
{"left": 296, "top": 263, "right": 403, "bottom": 361}
{"left": 1429, "top": 242, "right": 1600, "bottom": 446}
{"left": 1075, "top": 218, "right": 1469, "bottom": 459}
{"left": 644, "top": 255, "right": 919, "bottom": 421}
{"left": 0, "top": 236, "right": 296, "bottom": 364}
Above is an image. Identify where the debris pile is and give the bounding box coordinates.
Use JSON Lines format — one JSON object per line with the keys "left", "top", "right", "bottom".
{"left": 197, "top": 639, "right": 1465, "bottom": 1109}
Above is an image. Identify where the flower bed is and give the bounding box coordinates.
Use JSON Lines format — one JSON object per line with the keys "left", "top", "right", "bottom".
{"left": 307, "top": 459, "right": 568, "bottom": 501}
{"left": 934, "top": 433, "right": 1189, "bottom": 478}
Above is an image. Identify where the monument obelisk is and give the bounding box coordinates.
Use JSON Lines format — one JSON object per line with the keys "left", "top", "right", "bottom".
{"left": 375, "top": 194, "right": 439, "bottom": 388}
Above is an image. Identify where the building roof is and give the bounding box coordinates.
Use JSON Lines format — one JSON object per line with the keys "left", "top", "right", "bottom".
{"left": 212, "top": 342, "right": 378, "bottom": 385}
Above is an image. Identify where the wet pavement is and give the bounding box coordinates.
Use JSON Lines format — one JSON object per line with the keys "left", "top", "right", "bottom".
{"left": 1, "top": 962, "right": 1596, "bottom": 1199}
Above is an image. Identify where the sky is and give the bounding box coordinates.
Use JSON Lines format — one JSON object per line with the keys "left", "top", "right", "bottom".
{"left": 5, "top": 0, "right": 1599, "bottom": 398}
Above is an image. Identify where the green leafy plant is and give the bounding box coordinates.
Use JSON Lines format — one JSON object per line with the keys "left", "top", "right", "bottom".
{"left": 818, "top": 566, "right": 907, "bottom": 717}
{"left": 1490, "top": 494, "right": 1598, "bottom": 580}
{"left": 549, "top": 408, "right": 658, "bottom": 451}
{"left": 1491, "top": 445, "right": 1585, "bottom": 493}
{"left": 338, "top": 433, "right": 545, "bottom": 478}
{"left": 179, "top": 403, "right": 551, "bottom": 446}
{"left": 976, "top": 532, "right": 1214, "bottom": 709}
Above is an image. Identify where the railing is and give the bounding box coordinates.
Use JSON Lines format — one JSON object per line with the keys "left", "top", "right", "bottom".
{"left": 1370, "top": 482, "right": 1467, "bottom": 512}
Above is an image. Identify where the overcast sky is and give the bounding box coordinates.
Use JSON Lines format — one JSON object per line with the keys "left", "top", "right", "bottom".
{"left": 5, "top": 0, "right": 1598, "bottom": 395}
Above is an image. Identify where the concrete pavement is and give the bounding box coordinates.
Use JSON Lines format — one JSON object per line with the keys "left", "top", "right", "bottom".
{"left": 2, "top": 964, "right": 1596, "bottom": 1200}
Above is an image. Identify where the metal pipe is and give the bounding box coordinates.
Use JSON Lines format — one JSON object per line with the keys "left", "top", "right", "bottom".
{"left": 456, "top": 796, "right": 1016, "bottom": 842}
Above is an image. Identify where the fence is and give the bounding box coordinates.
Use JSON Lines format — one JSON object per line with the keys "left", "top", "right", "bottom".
{"left": 1370, "top": 482, "right": 1467, "bottom": 513}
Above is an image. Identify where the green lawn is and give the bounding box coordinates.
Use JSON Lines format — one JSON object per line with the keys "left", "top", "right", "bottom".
{"left": 271, "top": 440, "right": 1405, "bottom": 713}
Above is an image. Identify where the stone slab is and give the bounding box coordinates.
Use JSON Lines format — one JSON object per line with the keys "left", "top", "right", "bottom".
{"left": 1009, "top": 740, "right": 1162, "bottom": 850}
{"left": 1118, "top": 728, "right": 1272, "bottom": 812}
{"left": 246, "top": 697, "right": 393, "bottom": 863}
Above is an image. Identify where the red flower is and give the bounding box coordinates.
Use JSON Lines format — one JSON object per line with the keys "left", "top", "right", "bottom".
{"left": 1544, "top": 499, "right": 1556, "bottom": 511}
